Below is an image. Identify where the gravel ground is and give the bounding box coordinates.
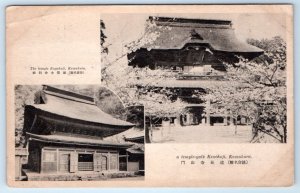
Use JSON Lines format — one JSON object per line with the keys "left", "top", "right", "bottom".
{"left": 150, "top": 125, "right": 253, "bottom": 143}
{"left": 109, "top": 176, "right": 145, "bottom": 181}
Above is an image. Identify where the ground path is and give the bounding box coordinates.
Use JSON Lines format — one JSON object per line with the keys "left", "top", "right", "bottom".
{"left": 151, "top": 125, "right": 253, "bottom": 143}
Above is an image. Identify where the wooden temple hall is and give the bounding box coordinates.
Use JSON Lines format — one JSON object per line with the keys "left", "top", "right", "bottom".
{"left": 128, "top": 16, "right": 263, "bottom": 72}
{"left": 21, "top": 85, "right": 144, "bottom": 180}
{"left": 129, "top": 17, "right": 263, "bottom": 127}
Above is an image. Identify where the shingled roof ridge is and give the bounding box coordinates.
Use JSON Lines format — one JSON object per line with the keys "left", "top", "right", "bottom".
{"left": 149, "top": 16, "right": 232, "bottom": 26}
{"left": 42, "top": 85, "right": 95, "bottom": 104}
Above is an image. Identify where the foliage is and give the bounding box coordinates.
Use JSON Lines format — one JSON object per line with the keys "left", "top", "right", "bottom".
{"left": 207, "top": 36, "right": 287, "bottom": 143}
{"left": 100, "top": 19, "right": 108, "bottom": 54}
{"left": 101, "top": 18, "right": 187, "bottom": 118}
{"left": 126, "top": 105, "right": 144, "bottom": 129}
{"left": 100, "top": 18, "right": 189, "bottom": 143}
{"left": 15, "top": 85, "right": 42, "bottom": 147}
{"left": 104, "top": 106, "right": 145, "bottom": 143}
{"left": 96, "top": 86, "right": 126, "bottom": 120}
{"left": 101, "top": 19, "right": 161, "bottom": 75}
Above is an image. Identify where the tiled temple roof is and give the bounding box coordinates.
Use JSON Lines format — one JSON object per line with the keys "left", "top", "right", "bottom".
{"left": 29, "top": 85, "right": 134, "bottom": 127}
{"left": 27, "top": 132, "right": 133, "bottom": 148}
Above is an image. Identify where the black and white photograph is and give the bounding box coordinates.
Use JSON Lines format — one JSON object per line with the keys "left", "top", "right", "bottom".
{"left": 14, "top": 85, "right": 145, "bottom": 181}
{"left": 101, "top": 13, "right": 288, "bottom": 144}
{"left": 6, "top": 5, "right": 293, "bottom": 187}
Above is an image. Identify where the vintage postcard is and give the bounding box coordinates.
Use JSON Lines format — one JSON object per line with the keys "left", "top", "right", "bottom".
{"left": 6, "top": 5, "right": 293, "bottom": 187}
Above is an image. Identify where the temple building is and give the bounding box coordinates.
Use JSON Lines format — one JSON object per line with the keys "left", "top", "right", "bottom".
{"left": 128, "top": 16, "right": 263, "bottom": 71}
{"left": 128, "top": 17, "right": 264, "bottom": 127}
{"left": 21, "top": 85, "right": 144, "bottom": 180}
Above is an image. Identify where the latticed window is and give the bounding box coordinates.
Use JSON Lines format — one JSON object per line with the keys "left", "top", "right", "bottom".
{"left": 78, "top": 154, "right": 93, "bottom": 171}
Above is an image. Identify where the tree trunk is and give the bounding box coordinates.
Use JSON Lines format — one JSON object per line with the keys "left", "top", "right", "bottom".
{"left": 283, "top": 125, "right": 287, "bottom": 143}
{"left": 234, "top": 117, "right": 237, "bottom": 135}
{"left": 145, "top": 115, "right": 152, "bottom": 143}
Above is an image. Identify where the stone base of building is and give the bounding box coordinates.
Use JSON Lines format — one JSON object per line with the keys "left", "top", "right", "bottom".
{"left": 23, "top": 169, "right": 142, "bottom": 181}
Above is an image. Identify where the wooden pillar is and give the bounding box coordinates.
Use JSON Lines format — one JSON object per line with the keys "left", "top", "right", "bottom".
{"left": 201, "top": 117, "right": 206, "bottom": 125}
{"left": 126, "top": 152, "right": 128, "bottom": 171}
{"left": 108, "top": 152, "right": 111, "bottom": 171}
{"left": 15, "top": 156, "right": 20, "bottom": 180}
{"left": 224, "top": 115, "right": 228, "bottom": 126}
{"left": 230, "top": 116, "right": 234, "bottom": 126}
{"left": 56, "top": 148, "right": 59, "bottom": 173}
{"left": 41, "top": 148, "right": 44, "bottom": 173}
{"left": 206, "top": 100, "right": 211, "bottom": 126}
{"left": 117, "top": 153, "right": 120, "bottom": 171}
{"left": 186, "top": 113, "right": 190, "bottom": 125}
